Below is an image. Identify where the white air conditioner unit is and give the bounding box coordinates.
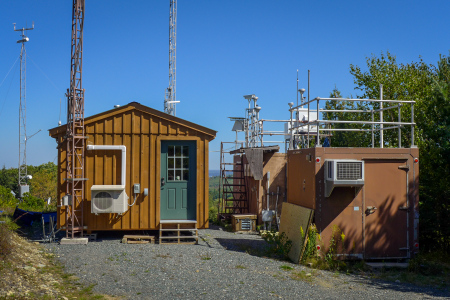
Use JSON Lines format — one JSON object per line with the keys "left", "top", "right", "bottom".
{"left": 324, "top": 160, "right": 364, "bottom": 197}
{"left": 91, "top": 185, "right": 129, "bottom": 214}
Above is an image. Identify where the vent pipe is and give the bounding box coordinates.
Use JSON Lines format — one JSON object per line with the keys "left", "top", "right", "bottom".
{"left": 86, "top": 145, "right": 126, "bottom": 185}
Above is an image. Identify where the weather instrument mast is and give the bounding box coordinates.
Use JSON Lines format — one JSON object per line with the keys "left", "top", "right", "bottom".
{"left": 13, "top": 22, "right": 34, "bottom": 198}
{"left": 164, "top": 0, "right": 179, "bottom": 116}
{"left": 65, "top": 0, "right": 86, "bottom": 238}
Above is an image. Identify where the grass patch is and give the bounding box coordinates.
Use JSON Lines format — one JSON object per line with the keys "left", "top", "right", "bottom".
{"left": 279, "top": 265, "right": 294, "bottom": 271}
{"left": 290, "top": 270, "right": 313, "bottom": 282}
{"left": 235, "top": 265, "right": 246, "bottom": 269}
{"left": 201, "top": 255, "right": 212, "bottom": 260}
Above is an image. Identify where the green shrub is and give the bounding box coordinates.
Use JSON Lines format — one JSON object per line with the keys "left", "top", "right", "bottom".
{"left": 0, "top": 185, "right": 18, "bottom": 208}
{"left": 262, "top": 230, "right": 292, "bottom": 259}
{"left": 18, "top": 192, "right": 46, "bottom": 212}
{"left": 302, "top": 224, "right": 319, "bottom": 262}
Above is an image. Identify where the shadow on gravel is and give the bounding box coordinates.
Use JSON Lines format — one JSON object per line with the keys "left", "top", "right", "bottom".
{"left": 352, "top": 276, "right": 450, "bottom": 298}
{"left": 214, "top": 237, "right": 271, "bottom": 257}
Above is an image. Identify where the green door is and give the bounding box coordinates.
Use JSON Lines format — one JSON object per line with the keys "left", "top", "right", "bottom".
{"left": 160, "top": 141, "right": 196, "bottom": 220}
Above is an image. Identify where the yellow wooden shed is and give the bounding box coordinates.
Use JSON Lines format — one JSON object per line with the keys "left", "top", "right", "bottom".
{"left": 49, "top": 102, "right": 216, "bottom": 234}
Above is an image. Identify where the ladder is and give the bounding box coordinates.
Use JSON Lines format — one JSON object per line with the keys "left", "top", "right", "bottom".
{"left": 218, "top": 142, "right": 248, "bottom": 220}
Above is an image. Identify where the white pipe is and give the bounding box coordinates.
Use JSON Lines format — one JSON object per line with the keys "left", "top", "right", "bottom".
{"left": 266, "top": 172, "right": 270, "bottom": 210}
{"left": 380, "top": 84, "right": 384, "bottom": 148}
{"left": 86, "top": 145, "right": 126, "bottom": 185}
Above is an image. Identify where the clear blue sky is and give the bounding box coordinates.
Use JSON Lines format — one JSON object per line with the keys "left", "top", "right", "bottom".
{"left": 0, "top": 0, "right": 449, "bottom": 170}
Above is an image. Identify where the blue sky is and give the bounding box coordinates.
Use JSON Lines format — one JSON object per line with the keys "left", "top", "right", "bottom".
{"left": 0, "top": 0, "right": 449, "bottom": 170}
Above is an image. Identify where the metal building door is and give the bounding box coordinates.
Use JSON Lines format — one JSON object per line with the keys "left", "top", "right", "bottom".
{"left": 160, "top": 141, "right": 196, "bottom": 220}
{"left": 364, "top": 160, "right": 408, "bottom": 259}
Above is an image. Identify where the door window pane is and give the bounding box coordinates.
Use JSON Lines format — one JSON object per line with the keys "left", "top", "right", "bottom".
{"left": 175, "top": 146, "right": 182, "bottom": 156}
{"left": 167, "top": 144, "right": 190, "bottom": 181}
{"left": 168, "top": 146, "right": 175, "bottom": 157}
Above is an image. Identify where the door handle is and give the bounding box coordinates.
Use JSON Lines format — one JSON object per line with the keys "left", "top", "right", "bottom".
{"left": 161, "top": 177, "right": 165, "bottom": 186}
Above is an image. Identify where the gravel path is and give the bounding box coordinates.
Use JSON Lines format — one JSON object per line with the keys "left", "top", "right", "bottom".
{"left": 44, "top": 225, "right": 449, "bottom": 299}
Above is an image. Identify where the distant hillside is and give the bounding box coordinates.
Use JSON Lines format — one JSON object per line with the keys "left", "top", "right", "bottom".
{"left": 209, "top": 170, "right": 220, "bottom": 177}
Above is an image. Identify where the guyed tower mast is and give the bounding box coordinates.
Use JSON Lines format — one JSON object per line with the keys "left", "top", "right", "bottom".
{"left": 13, "top": 22, "right": 34, "bottom": 198}
{"left": 65, "top": 0, "right": 86, "bottom": 238}
{"left": 164, "top": 0, "right": 179, "bottom": 116}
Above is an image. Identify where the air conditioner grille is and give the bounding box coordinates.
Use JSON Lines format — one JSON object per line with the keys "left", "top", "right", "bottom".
{"left": 93, "top": 191, "right": 113, "bottom": 210}
{"left": 336, "top": 162, "right": 362, "bottom": 180}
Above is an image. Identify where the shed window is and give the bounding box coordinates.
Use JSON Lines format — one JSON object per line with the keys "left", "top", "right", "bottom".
{"left": 167, "top": 145, "right": 189, "bottom": 181}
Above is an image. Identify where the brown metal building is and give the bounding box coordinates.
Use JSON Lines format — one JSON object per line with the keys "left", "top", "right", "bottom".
{"left": 239, "top": 152, "right": 287, "bottom": 223}
{"left": 49, "top": 102, "right": 216, "bottom": 232}
{"left": 287, "top": 147, "right": 419, "bottom": 259}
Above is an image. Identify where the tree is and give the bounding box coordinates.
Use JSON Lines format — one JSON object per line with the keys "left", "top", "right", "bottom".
{"left": 29, "top": 162, "right": 57, "bottom": 204}
{"left": 329, "top": 51, "right": 450, "bottom": 252}
{"left": 0, "top": 185, "right": 18, "bottom": 208}
{"left": 418, "top": 55, "right": 450, "bottom": 252}
{"left": 0, "top": 166, "right": 19, "bottom": 196}
{"left": 324, "top": 87, "right": 372, "bottom": 147}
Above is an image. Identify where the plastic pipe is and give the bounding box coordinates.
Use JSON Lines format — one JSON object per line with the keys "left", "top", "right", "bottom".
{"left": 86, "top": 145, "right": 126, "bottom": 185}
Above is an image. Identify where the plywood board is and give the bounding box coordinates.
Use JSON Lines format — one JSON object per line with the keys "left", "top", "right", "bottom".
{"left": 279, "top": 202, "right": 314, "bottom": 264}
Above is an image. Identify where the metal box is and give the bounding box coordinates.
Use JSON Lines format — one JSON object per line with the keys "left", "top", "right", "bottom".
{"left": 19, "top": 185, "right": 29, "bottom": 198}
{"left": 231, "top": 214, "right": 257, "bottom": 232}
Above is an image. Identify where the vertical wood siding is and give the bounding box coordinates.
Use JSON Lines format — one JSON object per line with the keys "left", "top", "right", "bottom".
{"left": 56, "top": 108, "right": 213, "bottom": 231}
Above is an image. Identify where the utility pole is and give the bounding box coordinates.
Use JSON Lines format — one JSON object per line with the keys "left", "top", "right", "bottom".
{"left": 164, "top": 0, "right": 179, "bottom": 116}
{"left": 66, "top": 0, "right": 86, "bottom": 238}
{"left": 14, "top": 22, "right": 34, "bottom": 198}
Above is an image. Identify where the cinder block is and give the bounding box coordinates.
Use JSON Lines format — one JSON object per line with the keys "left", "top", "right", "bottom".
{"left": 60, "top": 238, "right": 89, "bottom": 245}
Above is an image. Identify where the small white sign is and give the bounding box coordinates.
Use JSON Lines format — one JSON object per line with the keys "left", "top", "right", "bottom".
{"left": 354, "top": 206, "right": 360, "bottom": 211}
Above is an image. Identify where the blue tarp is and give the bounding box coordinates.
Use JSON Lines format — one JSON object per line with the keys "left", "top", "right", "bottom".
{"left": 13, "top": 207, "right": 57, "bottom": 226}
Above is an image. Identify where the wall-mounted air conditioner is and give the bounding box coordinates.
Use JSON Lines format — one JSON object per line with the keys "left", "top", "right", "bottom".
{"left": 87, "top": 145, "right": 129, "bottom": 214}
{"left": 91, "top": 185, "right": 128, "bottom": 214}
{"left": 324, "top": 159, "right": 364, "bottom": 197}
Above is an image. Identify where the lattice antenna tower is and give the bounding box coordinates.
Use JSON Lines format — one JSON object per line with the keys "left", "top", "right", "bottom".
{"left": 164, "top": 0, "right": 178, "bottom": 116}
{"left": 65, "top": 0, "right": 86, "bottom": 238}
{"left": 13, "top": 22, "right": 34, "bottom": 194}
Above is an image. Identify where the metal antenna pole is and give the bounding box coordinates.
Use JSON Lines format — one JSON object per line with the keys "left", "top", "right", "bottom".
{"left": 66, "top": 0, "right": 85, "bottom": 238}
{"left": 14, "top": 22, "right": 34, "bottom": 197}
{"left": 164, "top": 0, "right": 178, "bottom": 116}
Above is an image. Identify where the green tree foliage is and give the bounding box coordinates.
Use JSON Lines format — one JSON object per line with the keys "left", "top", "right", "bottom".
{"left": 418, "top": 56, "right": 450, "bottom": 252}
{"left": 0, "top": 162, "right": 57, "bottom": 210}
{"left": 29, "top": 162, "right": 57, "bottom": 204}
{"left": 18, "top": 192, "right": 47, "bottom": 212}
{"left": 0, "top": 166, "right": 19, "bottom": 196}
{"left": 324, "top": 87, "right": 372, "bottom": 147}
{"left": 325, "top": 51, "right": 450, "bottom": 252}
{"left": 0, "top": 185, "right": 18, "bottom": 208}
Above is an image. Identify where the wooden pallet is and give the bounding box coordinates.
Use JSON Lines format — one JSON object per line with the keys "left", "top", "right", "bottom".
{"left": 122, "top": 235, "right": 155, "bottom": 244}
{"left": 159, "top": 220, "right": 198, "bottom": 245}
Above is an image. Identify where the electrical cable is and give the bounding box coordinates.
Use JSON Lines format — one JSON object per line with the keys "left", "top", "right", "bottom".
{"left": 0, "top": 59, "right": 19, "bottom": 118}
{"left": 0, "top": 54, "right": 19, "bottom": 89}
{"left": 129, "top": 193, "right": 138, "bottom": 207}
{"left": 27, "top": 54, "right": 62, "bottom": 94}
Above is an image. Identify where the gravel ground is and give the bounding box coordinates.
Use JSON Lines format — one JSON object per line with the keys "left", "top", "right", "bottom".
{"left": 44, "top": 225, "right": 450, "bottom": 300}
